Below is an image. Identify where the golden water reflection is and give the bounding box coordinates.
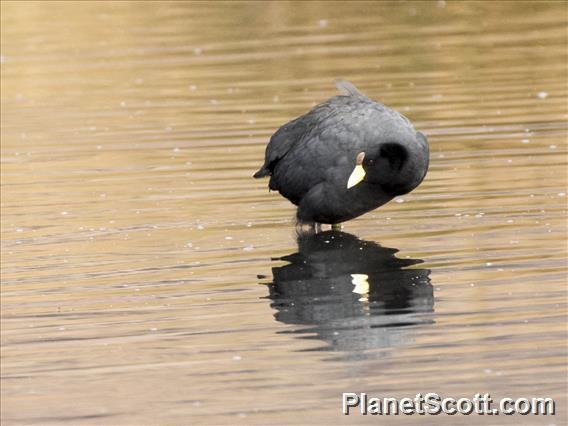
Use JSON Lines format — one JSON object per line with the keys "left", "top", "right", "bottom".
{"left": 264, "top": 231, "right": 434, "bottom": 354}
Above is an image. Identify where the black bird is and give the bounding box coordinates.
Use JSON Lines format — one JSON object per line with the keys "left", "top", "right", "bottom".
{"left": 254, "top": 80, "right": 429, "bottom": 227}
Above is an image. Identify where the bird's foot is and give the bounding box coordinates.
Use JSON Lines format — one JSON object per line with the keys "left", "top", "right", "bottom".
{"left": 295, "top": 221, "right": 322, "bottom": 235}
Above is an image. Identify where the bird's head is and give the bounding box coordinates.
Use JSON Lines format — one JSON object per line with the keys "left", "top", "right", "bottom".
{"left": 347, "top": 131, "right": 429, "bottom": 196}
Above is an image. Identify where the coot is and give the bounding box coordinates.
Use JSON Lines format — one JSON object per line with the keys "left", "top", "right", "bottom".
{"left": 254, "top": 80, "right": 429, "bottom": 226}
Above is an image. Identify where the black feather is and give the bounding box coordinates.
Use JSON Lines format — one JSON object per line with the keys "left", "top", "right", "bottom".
{"left": 254, "top": 81, "right": 429, "bottom": 224}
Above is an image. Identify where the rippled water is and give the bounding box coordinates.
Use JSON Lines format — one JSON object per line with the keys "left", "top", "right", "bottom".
{"left": 1, "top": 2, "right": 567, "bottom": 425}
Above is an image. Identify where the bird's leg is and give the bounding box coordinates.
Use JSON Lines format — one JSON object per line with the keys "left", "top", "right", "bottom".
{"left": 331, "top": 223, "right": 342, "bottom": 231}
{"left": 295, "top": 221, "right": 316, "bottom": 236}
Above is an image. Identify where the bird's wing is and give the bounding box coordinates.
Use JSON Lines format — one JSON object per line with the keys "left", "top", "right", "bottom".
{"left": 254, "top": 96, "right": 346, "bottom": 179}
{"left": 253, "top": 115, "right": 310, "bottom": 178}
{"left": 269, "top": 101, "right": 365, "bottom": 203}
{"left": 254, "top": 83, "right": 365, "bottom": 179}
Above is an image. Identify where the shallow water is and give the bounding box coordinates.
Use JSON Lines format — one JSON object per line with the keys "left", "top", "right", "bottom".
{"left": 1, "top": 1, "right": 567, "bottom": 425}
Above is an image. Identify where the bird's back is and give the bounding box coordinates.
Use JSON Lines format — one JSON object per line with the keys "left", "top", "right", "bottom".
{"left": 256, "top": 94, "right": 386, "bottom": 205}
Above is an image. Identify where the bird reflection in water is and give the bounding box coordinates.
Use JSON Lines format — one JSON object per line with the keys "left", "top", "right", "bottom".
{"left": 262, "top": 231, "right": 434, "bottom": 354}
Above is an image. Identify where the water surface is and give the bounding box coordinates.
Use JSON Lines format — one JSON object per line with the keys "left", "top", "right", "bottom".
{"left": 1, "top": 1, "right": 567, "bottom": 424}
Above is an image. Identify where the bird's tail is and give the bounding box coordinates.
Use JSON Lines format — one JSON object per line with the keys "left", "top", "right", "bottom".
{"left": 336, "top": 79, "right": 366, "bottom": 97}
{"left": 253, "top": 167, "right": 270, "bottom": 178}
